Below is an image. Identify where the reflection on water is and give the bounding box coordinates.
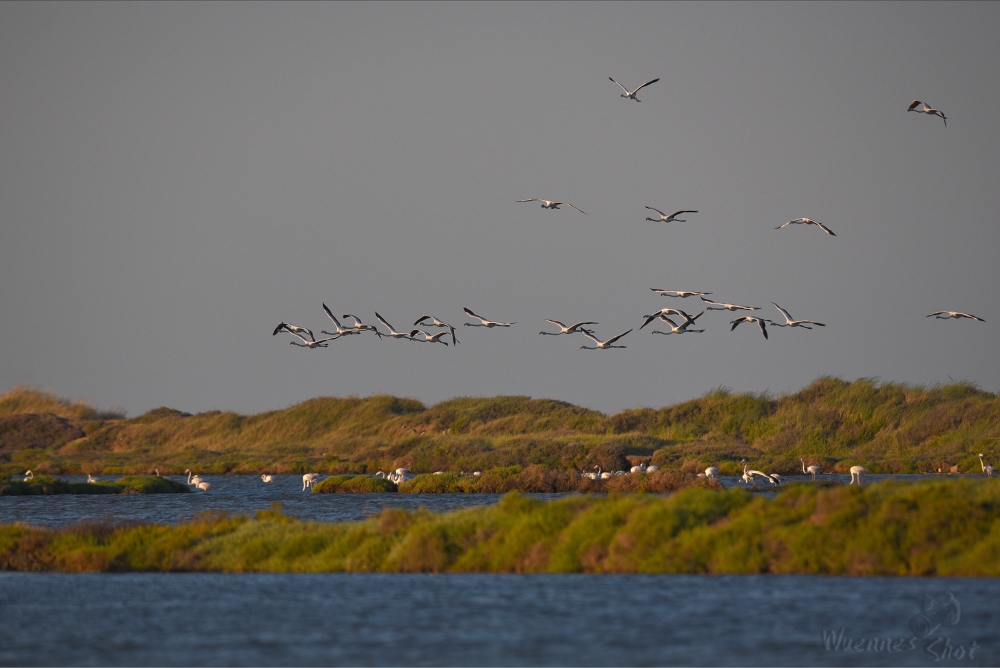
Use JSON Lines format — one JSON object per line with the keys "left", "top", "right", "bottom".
{"left": 0, "top": 572, "right": 996, "bottom": 666}
{"left": 0, "top": 474, "right": 955, "bottom": 528}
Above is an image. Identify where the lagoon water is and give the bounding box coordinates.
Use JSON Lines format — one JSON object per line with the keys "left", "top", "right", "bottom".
{"left": 0, "top": 473, "right": 946, "bottom": 528}
{"left": 2, "top": 473, "right": 995, "bottom": 667}
{"left": 0, "top": 572, "right": 997, "bottom": 666}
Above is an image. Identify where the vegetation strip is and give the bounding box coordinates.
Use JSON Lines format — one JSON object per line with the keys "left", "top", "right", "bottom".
{"left": 2, "top": 479, "right": 999, "bottom": 575}
{"left": 0, "top": 475, "right": 190, "bottom": 496}
{"left": 3, "top": 377, "right": 999, "bottom": 478}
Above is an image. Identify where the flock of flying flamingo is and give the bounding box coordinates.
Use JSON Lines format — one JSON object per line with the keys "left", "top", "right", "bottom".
{"left": 266, "top": 81, "right": 990, "bottom": 487}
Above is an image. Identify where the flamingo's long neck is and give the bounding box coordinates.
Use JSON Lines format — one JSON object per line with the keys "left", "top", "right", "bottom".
{"left": 802, "top": 459, "right": 807, "bottom": 474}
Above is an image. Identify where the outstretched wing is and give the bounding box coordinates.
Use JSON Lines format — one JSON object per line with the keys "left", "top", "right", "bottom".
{"left": 556, "top": 202, "right": 587, "bottom": 215}
{"left": 463, "top": 307, "right": 484, "bottom": 321}
{"left": 958, "top": 312, "right": 985, "bottom": 322}
{"left": 634, "top": 78, "right": 660, "bottom": 93}
{"left": 814, "top": 220, "right": 837, "bottom": 236}
{"left": 545, "top": 319, "right": 567, "bottom": 328}
{"left": 606, "top": 329, "right": 632, "bottom": 344}
{"left": 273, "top": 322, "right": 288, "bottom": 336}
{"left": 670, "top": 210, "right": 698, "bottom": 217}
{"left": 609, "top": 77, "right": 630, "bottom": 94}
{"left": 700, "top": 296, "right": 723, "bottom": 306}
{"left": 375, "top": 312, "right": 394, "bottom": 331}
{"left": 775, "top": 220, "right": 795, "bottom": 229}
{"left": 413, "top": 315, "right": 434, "bottom": 326}
{"left": 516, "top": 198, "right": 542, "bottom": 203}
{"left": 908, "top": 100, "right": 922, "bottom": 111}
{"left": 926, "top": 312, "right": 947, "bottom": 317}
{"left": 645, "top": 206, "right": 666, "bottom": 217}
{"left": 322, "top": 303, "right": 344, "bottom": 328}
{"left": 772, "top": 302, "right": 794, "bottom": 322}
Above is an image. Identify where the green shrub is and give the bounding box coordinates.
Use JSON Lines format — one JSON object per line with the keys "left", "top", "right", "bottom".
{"left": 312, "top": 475, "right": 397, "bottom": 494}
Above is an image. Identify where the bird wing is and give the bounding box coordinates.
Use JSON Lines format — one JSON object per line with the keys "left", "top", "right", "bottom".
{"left": 449, "top": 325, "right": 459, "bottom": 345}
{"left": 580, "top": 329, "right": 601, "bottom": 343}
{"left": 289, "top": 330, "right": 312, "bottom": 343}
{"left": 814, "top": 221, "right": 836, "bottom": 236}
{"left": 375, "top": 312, "right": 395, "bottom": 332}
{"left": 908, "top": 100, "right": 922, "bottom": 111}
{"left": 322, "top": 303, "right": 343, "bottom": 328}
{"left": 700, "top": 296, "right": 722, "bottom": 306}
{"left": 545, "top": 319, "right": 567, "bottom": 328}
{"left": 463, "top": 307, "right": 484, "bottom": 322}
{"left": 670, "top": 210, "right": 698, "bottom": 217}
{"left": 569, "top": 321, "right": 598, "bottom": 330}
{"left": 958, "top": 312, "right": 985, "bottom": 321}
{"left": 516, "top": 198, "right": 542, "bottom": 203}
{"left": 772, "top": 303, "right": 794, "bottom": 322}
{"left": 634, "top": 78, "right": 660, "bottom": 93}
{"left": 686, "top": 311, "right": 704, "bottom": 323}
{"left": 801, "top": 320, "right": 826, "bottom": 326}
{"left": 342, "top": 314, "right": 363, "bottom": 326}
{"left": 639, "top": 314, "right": 659, "bottom": 329}
{"left": 757, "top": 319, "right": 769, "bottom": 339}
{"left": 609, "top": 77, "right": 630, "bottom": 94}
{"left": 414, "top": 315, "right": 433, "bottom": 326}
{"left": 606, "top": 329, "right": 632, "bottom": 344}
{"left": 926, "top": 312, "right": 947, "bottom": 317}
{"left": 731, "top": 317, "right": 749, "bottom": 330}
{"left": 775, "top": 220, "right": 795, "bottom": 229}
{"left": 273, "top": 323, "right": 287, "bottom": 336}
{"left": 645, "top": 206, "right": 666, "bottom": 217}
{"left": 557, "top": 202, "right": 587, "bottom": 214}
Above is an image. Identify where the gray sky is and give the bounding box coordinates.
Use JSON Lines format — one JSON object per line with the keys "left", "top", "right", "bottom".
{"left": 2, "top": 2, "right": 998, "bottom": 417}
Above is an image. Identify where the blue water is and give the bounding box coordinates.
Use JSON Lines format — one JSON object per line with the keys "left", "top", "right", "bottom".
{"left": 2, "top": 473, "right": 994, "bottom": 666}
{"left": 0, "top": 573, "right": 996, "bottom": 666}
{"left": 0, "top": 473, "right": 947, "bottom": 528}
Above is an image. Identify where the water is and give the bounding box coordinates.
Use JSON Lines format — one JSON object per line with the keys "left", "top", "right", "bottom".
{"left": 0, "top": 572, "right": 996, "bottom": 666}
{"left": 0, "top": 474, "right": 947, "bottom": 528}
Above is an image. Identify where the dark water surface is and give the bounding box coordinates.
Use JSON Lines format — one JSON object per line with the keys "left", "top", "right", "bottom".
{"left": 0, "top": 473, "right": 947, "bottom": 528}
{"left": 0, "top": 573, "right": 996, "bottom": 666}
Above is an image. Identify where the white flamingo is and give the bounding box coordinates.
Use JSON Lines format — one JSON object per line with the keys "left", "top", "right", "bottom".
{"left": 650, "top": 289, "right": 712, "bottom": 298}
{"left": 583, "top": 466, "right": 601, "bottom": 481}
{"left": 908, "top": 100, "right": 947, "bottom": 126}
{"left": 184, "top": 469, "right": 203, "bottom": 486}
{"left": 731, "top": 316, "right": 770, "bottom": 340}
{"left": 261, "top": 474, "right": 274, "bottom": 483}
{"left": 630, "top": 463, "right": 647, "bottom": 474}
{"left": 273, "top": 322, "right": 315, "bottom": 341}
{"left": 926, "top": 311, "right": 985, "bottom": 322}
{"left": 849, "top": 466, "right": 867, "bottom": 486}
{"left": 287, "top": 330, "right": 340, "bottom": 348}
{"left": 775, "top": 217, "right": 836, "bottom": 236}
{"left": 195, "top": 480, "right": 211, "bottom": 491}
{"left": 645, "top": 207, "right": 698, "bottom": 223}
{"left": 700, "top": 297, "right": 760, "bottom": 312}
{"left": 978, "top": 454, "right": 995, "bottom": 478}
{"left": 640, "top": 309, "right": 700, "bottom": 329}
{"left": 87, "top": 474, "right": 98, "bottom": 483}
{"left": 770, "top": 302, "right": 826, "bottom": 329}
{"left": 412, "top": 329, "right": 451, "bottom": 346}
{"left": 321, "top": 303, "right": 363, "bottom": 337}
{"left": 646, "top": 465, "right": 658, "bottom": 473}
{"left": 800, "top": 458, "right": 822, "bottom": 480}
{"left": 23, "top": 470, "right": 34, "bottom": 481}
{"left": 302, "top": 473, "right": 321, "bottom": 490}
{"left": 516, "top": 199, "right": 587, "bottom": 214}
{"left": 341, "top": 314, "right": 383, "bottom": 338}
{"left": 540, "top": 319, "right": 598, "bottom": 335}
{"left": 375, "top": 313, "right": 420, "bottom": 340}
{"left": 651, "top": 316, "right": 705, "bottom": 335}
{"left": 413, "top": 315, "right": 459, "bottom": 345}
{"left": 609, "top": 76, "right": 659, "bottom": 101}
{"left": 579, "top": 328, "right": 632, "bottom": 350}
{"left": 463, "top": 307, "right": 516, "bottom": 327}
{"left": 704, "top": 466, "right": 719, "bottom": 478}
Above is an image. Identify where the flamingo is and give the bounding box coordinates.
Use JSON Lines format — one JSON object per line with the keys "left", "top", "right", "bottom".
{"left": 273, "top": 322, "right": 315, "bottom": 341}
{"left": 516, "top": 199, "right": 587, "bottom": 214}
{"left": 154, "top": 469, "right": 160, "bottom": 477}
{"left": 650, "top": 289, "right": 712, "bottom": 298}
{"left": 640, "top": 308, "right": 700, "bottom": 329}
{"left": 321, "top": 303, "right": 363, "bottom": 337}
{"left": 646, "top": 465, "right": 658, "bottom": 472}
{"left": 849, "top": 466, "right": 867, "bottom": 486}
{"left": 261, "top": 474, "right": 274, "bottom": 483}
{"left": 302, "top": 473, "right": 321, "bottom": 490}
{"left": 770, "top": 302, "right": 826, "bottom": 329}
{"left": 87, "top": 474, "right": 98, "bottom": 483}
{"left": 195, "top": 480, "right": 211, "bottom": 491}
{"left": 908, "top": 100, "right": 947, "bottom": 126}
{"left": 978, "top": 454, "right": 995, "bottom": 478}
{"left": 800, "top": 458, "right": 822, "bottom": 480}
{"left": 775, "top": 217, "right": 836, "bottom": 236}
{"left": 583, "top": 466, "right": 601, "bottom": 481}
{"left": 609, "top": 76, "right": 659, "bottom": 101}
{"left": 387, "top": 468, "right": 412, "bottom": 485}
{"left": 540, "top": 319, "right": 598, "bottom": 335}
{"left": 287, "top": 330, "right": 340, "bottom": 348}
{"left": 463, "top": 307, "right": 516, "bottom": 327}
{"left": 412, "top": 329, "right": 450, "bottom": 346}
{"left": 375, "top": 313, "right": 420, "bottom": 340}
{"left": 579, "top": 328, "right": 632, "bottom": 350}
{"left": 413, "top": 315, "right": 459, "bottom": 345}
{"left": 731, "top": 316, "right": 770, "bottom": 339}
{"left": 700, "top": 297, "right": 760, "bottom": 312}
{"left": 650, "top": 316, "right": 705, "bottom": 335}
{"left": 184, "top": 469, "right": 203, "bottom": 486}
{"left": 704, "top": 466, "right": 719, "bottom": 478}
{"left": 630, "top": 463, "right": 647, "bottom": 474}
{"left": 926, "top": 311, "right": 985, "bottom": 322}
{"left": 645, "top": 207, "right": 698, "bottom": 223}
{"left": 23, "top": 470, "right": 34, "bottom": 481}
{"left": 342, "top": 314, "right": 383, "bottom": 338}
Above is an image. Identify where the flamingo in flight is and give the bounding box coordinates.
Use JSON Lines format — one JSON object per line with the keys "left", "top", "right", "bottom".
{"left": 322, "top": 303, "right": 363, "bottom": 337}
{"left": 700, "top": 297, "right": 760, "bottom": 312}
{"left": 288, "top": 330, "right": 339, "bottom": 348}
{"left": 516, "top": 199, "right": 587, "bottom": 214}
{"left": 770, "top": 302, "right": 825, "bottom": 329}
{"left": 908, "top": 100, "right": 947, "bottom": 126}
{"left": 645, "top": 207, "right": 698, "bottom": 223}
{"left": 579, "top": 328, "right": 632, "bottom": 350}
{"left": 775, "top": 217, "right": 836, "bottom": 236}
{"left": 342, "top": 314, "right": 383, "bottom": 338}
{"left": 413, "top": 315, "right": 459, "bottom": 345}
{"left": 609, "top": 77, "right": 660, "bottom": 101}
{"left": 412, "top": 329, "right": 450, "bottom": 346}
{"left": 273, "top": 322, "right": 315, "bottom": 341}
{"left": 540, "top": 320, "right": 598, "bottom": 335}
{"left": 731, "top": 316, "right": 770, "bottom": 340}
{"left": 375, "top": 313, "right": 419, "bottom": 340}
{"left": 640, "top": 309, "right": 700, "bottom": 330}
{"left": 926, "top": 311, "right": 984, "bottom": 322}
{"left": 463, "top": 308, "right": 516, "bottom": 327}
{"left": 651, "top": 289, "right": 712, "bottom": 298}
{"left": 651, "top": 316, "right": 705, "bottom": 336}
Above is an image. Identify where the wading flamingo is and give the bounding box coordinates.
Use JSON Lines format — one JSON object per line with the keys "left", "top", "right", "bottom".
{"left": 849, "top": 466, "right": 867, "bottom": 485}
{"left": 801, "top": 458, "right": 822, "bottom": 480}
{"left": 261, "top": 474, "right": 274, "bottom": 483}
{"left": 302, "top": 473, "right": 321, "bottom": 490}
{"left": 978, "top": 454, "right": 995, "bottom": 478}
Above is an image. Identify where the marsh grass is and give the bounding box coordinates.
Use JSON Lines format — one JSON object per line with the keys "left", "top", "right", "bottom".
{"left": 312, "top": 475, "right": 397, "bottom": 493}
{"left": 3, "top": 479, "right": 998, "bottom": 575}
{"left": 0, "top": 474, "right": 189, "bottom": 496}
{"left": 3, "top": 377, "right": 999, "bottom": 476}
